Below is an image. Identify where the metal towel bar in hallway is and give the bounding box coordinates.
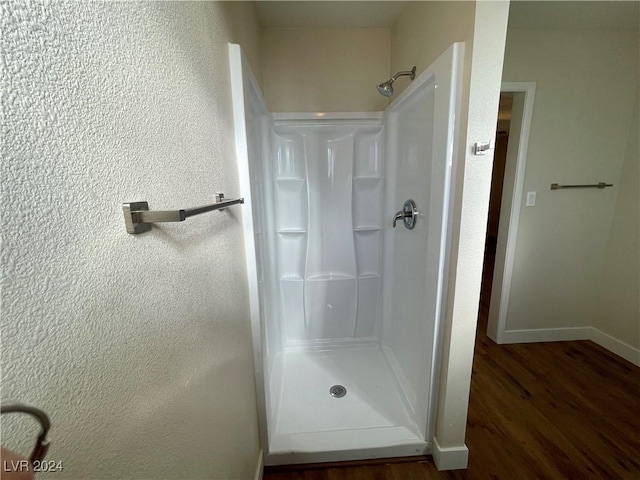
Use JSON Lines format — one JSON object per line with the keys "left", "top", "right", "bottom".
{"left": 122, "top": 193, "right": 244, "bottom": 234}
{"left": 550, "top": 182, "right": 613, "bottom": 190}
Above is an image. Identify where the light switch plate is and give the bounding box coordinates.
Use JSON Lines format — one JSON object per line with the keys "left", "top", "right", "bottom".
{"left": 526, "top": 191, "right": 536, "bottom": 207}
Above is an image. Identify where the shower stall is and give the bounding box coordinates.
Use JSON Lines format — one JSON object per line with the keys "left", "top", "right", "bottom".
{"left": 230, "top": 42, "right": 463, "bottom": 465}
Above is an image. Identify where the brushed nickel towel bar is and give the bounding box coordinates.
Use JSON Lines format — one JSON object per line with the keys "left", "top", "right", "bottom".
{"left": 122, "top": 193, "right": 244, "bottom": 234}
{"left": 550, "top": 182, "right": 613, "bottom": 190}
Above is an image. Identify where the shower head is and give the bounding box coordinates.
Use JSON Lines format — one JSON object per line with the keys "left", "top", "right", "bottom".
{"left": 376, "top": 66, "right": 417, "bottom": 97}
{"left": 377, "top": 80, "right": 394, "bottom": 97}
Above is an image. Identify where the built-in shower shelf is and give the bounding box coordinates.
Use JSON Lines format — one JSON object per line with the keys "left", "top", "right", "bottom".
{"left": 275, "top": 178, "right": 306, "bottom": 183}
{"left": 306, "top": 274, "right": 356, "bottom": 281}
{"left": 284, "top": 337, "right": 379, "bottom": 353}
{"left": 358, "top": 273, "right": 380, "bottom": 279}
{"left": 281, "top": 275, "right": 304, "bottom": 281}
{"left": 277, "top": 229, "right": 307, "bottom": 234}
{"left": 354, "top": 176, "right": 382, "bottom": 182}
{"left": 354, "top": 226, "right": 381, "bottom": 232}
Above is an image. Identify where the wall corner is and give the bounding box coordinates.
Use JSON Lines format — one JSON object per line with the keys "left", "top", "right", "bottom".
{"left": 254, "top": 450, "right": 264, "bottom": 480}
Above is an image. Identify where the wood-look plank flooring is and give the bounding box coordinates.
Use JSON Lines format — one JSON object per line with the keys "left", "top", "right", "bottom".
{"left": 264, "top": 239, "right": 640, "bottom": 479}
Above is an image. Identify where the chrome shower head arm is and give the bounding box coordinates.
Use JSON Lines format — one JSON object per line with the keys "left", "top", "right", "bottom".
{"left": 391, "top": 66, "right": 417, "bottom": 82}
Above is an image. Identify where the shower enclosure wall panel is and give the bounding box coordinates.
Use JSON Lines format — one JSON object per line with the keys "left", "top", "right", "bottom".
{"left": 271, "top": 119, "right": 385, "bottom": 344}
{"left": 231, "top": 42, "right": 463, "bottom": 465}
{"left": 267, "top": 117, "right": 426, "bottom": 462}
{"left": 229, "top": 44, "right": 281, "bottom": 448}
{"left": 381, "top": 44, "right": 462, "bottom": 437}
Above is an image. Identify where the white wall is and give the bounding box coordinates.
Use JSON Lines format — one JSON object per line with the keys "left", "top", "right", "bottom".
{"left": 261, "top": 28, "right": 390, "bottom": 112}
{"left": 499, "top": 29, "right": 639, "bottom": 341}
{"left": 1, "top": 2, "right": 262, "bottom": 479}
{"left": 595, "top": 88, "right": 639, "bottom": 354}
{"left": 391, "top": 0, "right": 509, "bottom": 469}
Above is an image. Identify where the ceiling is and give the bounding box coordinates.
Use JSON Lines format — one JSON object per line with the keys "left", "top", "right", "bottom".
{"left": 508, "top": 1, "right": 639, "bottom": 31}
{"left": 254, "top": 1, "right": 640, "bottom": 31}
{"left": 255, "top": 1, "right": 406, "bottom": 28}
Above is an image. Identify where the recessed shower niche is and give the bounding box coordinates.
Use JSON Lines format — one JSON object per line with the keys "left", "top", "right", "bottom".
{"left": 230, "top": 42, "right": 463, "bottom": 465}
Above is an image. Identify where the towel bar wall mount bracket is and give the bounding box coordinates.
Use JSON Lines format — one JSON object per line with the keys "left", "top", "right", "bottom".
{"left": 122, "top": 193, "right": 244, "bottom": 234}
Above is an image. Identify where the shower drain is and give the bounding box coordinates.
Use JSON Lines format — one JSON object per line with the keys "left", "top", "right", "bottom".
{"left": 329, "top": 385, "right": 347, "bottom": 398}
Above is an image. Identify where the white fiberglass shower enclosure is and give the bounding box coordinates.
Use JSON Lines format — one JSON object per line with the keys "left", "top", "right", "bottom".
{"left": 230, "top": 42, "right": 463, "bottom": 465}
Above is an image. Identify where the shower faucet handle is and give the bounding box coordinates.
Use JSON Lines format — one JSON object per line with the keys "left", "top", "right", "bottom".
{"left": 392, "top": 211, "right": 409, "bottom": 228}
{"left": 392, "top": 199, "right": 418, "bottom": 230}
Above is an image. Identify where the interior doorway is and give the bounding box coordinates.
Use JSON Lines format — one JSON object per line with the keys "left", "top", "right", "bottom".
{"left": 478, "top": 94, "right": 513, "bottom": 332}
{"left": 481, "top": 83, "right": 536, "bottom": 342}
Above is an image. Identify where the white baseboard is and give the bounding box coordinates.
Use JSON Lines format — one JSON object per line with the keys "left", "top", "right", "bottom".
{"left": 432, "top": 437, "right": 468, "bottom": 471}
{"left": 501, "top": 327, "right": 591, "bottom": 344}
{"left": 590, "top": 328, "right": 640, "bottom": 367}
{"left": 501, "top": 327, "right": 640, "bottom": 367}
{"left": 254, "top": 450, "right": 263, "bottom": 480}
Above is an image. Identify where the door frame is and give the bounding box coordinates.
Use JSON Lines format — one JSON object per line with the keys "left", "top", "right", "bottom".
{"left": 487, "top": 82, "right": 536, "bottom": 343}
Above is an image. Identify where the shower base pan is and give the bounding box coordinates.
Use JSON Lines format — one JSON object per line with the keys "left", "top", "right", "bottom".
{"left": 265, "top": 341, "right": 429, "bottom": 465}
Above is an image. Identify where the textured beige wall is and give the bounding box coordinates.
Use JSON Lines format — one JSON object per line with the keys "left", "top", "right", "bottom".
{"left": 391, "top": 0, "right": 509, "bottom": 463}
{"left": 1, "top": 2, "right": 261, "bottom": 479}
{"left": 261, "top": 27, "right": 390, "bottom": 112}
{"left": 595, "top": 90, "right": 640, "bottom": 352}
{"left": 500, "top": 29, "right": 639, "bottom": 333}
{"left": 391, "top": 1, "right": 475, "bottom": 99}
